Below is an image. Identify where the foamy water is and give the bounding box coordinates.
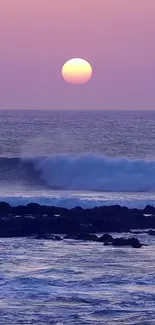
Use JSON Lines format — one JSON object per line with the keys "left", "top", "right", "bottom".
{"left": 0, "top": 154, "right": 155, "bottom": 208}
{"left": 0, "top": 190, "right": 155, "bottom": 209}
{"left": 0, "top": 235, "right": 155, "bottom": 325}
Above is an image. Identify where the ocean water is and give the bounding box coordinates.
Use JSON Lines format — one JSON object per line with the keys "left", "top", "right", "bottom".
{"left": 0, "top": 109, "right": 155, "bottom": 208}
{"left": 1, "top": 110, "right": 155, "bottom": 324}
{"left": 1, "top": 235, "right": 155, "bottom": 325}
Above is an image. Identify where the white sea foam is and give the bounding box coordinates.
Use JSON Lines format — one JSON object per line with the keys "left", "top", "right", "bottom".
{"left": 33, "top": 154, "right": 155, "bottom": 192}
{"left": 0, "top": 194, "right": 154, "bottom": 209}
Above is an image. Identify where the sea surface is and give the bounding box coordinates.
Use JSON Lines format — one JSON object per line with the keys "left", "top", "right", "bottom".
{"left": 1, "top": 110, "right": 155, "bottom": 324}
{"left": 1, "top": 234, "right": 155, "bottom": 325}
{"left": 0, "top": 109, "right": 155, "bottom": 208}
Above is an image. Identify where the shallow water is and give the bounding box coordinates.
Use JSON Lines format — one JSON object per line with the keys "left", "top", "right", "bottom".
{"left": 0, "top": 235, "right": 155, "bottom": 324}
{"left": 0, "top": 190, "right": 155, "bottom": 209}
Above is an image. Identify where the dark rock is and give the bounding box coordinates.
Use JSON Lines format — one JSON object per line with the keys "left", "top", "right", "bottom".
{"left": 0, "top": 202, "right": 11, "bottom": 216}
{"left": 0, "top": 216, "right": 40, "bottom": 237}
{"left": 35, "top": 234, "right": 63, "bottom": 240}
{"left": 47, "top": 218, "right": 81, "bottom": 234}
{"left": 112, "top": 237, "right": 142, "bottom": 248}
{"left": 75, "top": 233, "right": 99, "bottom": 241}
{"left": 98, "top": 234, "right": 113, "bottom": 242}
{"left": 35, "top": 234, "right": 48, "bottom": 239}
{"left": 25, "top": 203, "right": 41, "bottom": 214}
{"left": 64, "top": 233, "right": 80, "bottom": 240}
{"left": 71, "top": 206, "right": 84, "bottom": 213}
{"left": 143, "top": 205, "right": 155, "bottom": 215}
{"left": 128, "top": 237, "right": 142, "bottom": 248}
{"left": 11, "top": 205, "right": 26, "bottom": 216}
{"left": 0, "top": 202, "right": 155, "bottom": 238}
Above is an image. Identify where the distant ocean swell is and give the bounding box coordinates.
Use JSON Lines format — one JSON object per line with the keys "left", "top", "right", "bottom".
{"left": 0, "top": 154, "right": 155, "bottom": 192}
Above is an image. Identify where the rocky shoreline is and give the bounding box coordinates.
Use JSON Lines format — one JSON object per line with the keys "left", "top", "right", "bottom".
{"left": 35, "top": 233, "right": 144, "bottom": 248}
{"left": 0, "top": 202, "right": 155, "bottom": 245}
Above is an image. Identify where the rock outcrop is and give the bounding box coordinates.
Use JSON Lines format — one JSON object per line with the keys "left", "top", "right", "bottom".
{"left": 0, "top": 202, "right": 154, "bottom": 238}
{"left": 111, "top": 237, "right": 142, "bottom": 248}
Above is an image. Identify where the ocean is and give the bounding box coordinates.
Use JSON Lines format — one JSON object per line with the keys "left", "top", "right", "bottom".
{"left": 0, "top": 109, "right": 155, "bottom": 208}
{"left": 1, "top": 109, "right": 155, "bottom": 324}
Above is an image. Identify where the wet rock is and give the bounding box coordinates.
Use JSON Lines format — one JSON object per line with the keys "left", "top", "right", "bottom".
{"left": 112, "top": 237, "right": 142, "bottom": 248}
{"left": 64, "top": 233, "right": 80, "bottom": 240}
{"left": 0, "top": 216, "right": 40, "bottom": 237}
{"left": 0, "top": 202, "right": 155, "bottom": 238}
{"left": 47, "top": 218, "right": 81, "bottom": 234}
{"left": 35, "top": 234, "right": 63, "bottom": 240}
{"left": 35, "top": 233, "right": 48, "bottom": 239}
{"left": 75, "top": 233, "right": 99, "bottom": 242}
{"left": 98, "top": 234, "right": 113, "bottom": 242}
{"left": 0, "top": 202, "right": 11, "bottom": 216}
{"left": 143, "top": 205, "right": 155, "bottom": 215}
{"left": 25, "top": 203, "right": 41, "bottom": 214}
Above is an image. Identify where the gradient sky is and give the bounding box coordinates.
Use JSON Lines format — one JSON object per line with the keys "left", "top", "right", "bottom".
{"left": 0, "top": 0, "right": 155, "bottom": 110}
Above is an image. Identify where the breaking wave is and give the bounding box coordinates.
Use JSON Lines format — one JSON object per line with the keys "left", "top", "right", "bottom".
{"left": 0, "top": 154, "right": 155, "bottom": 192}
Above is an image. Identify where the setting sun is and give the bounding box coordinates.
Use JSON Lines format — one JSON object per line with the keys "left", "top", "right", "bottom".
{"left": 62, "top": 58, "right": 92, "bottom": 84}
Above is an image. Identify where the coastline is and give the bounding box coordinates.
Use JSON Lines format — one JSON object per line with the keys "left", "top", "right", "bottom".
{"left": 0, "top": 202, "right": 155, "bottom": 238}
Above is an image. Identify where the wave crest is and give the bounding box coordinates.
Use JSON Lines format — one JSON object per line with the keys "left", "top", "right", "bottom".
{"left": 33, "top": 154, "right": 155, "bottom": 192}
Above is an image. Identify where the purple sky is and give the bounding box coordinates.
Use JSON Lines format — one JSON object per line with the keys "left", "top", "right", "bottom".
{"left": 0, "top": 0, "right": 155, "bottom": 110}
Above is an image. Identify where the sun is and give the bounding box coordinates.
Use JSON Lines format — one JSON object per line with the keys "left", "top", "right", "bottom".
{"left": 62, "top": 58, "right": 92, "bottom": 84}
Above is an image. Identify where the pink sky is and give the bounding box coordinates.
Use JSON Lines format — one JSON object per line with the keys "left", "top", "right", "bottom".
{"left": 0, "top": 0, "right": 155, "bottom": 110}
